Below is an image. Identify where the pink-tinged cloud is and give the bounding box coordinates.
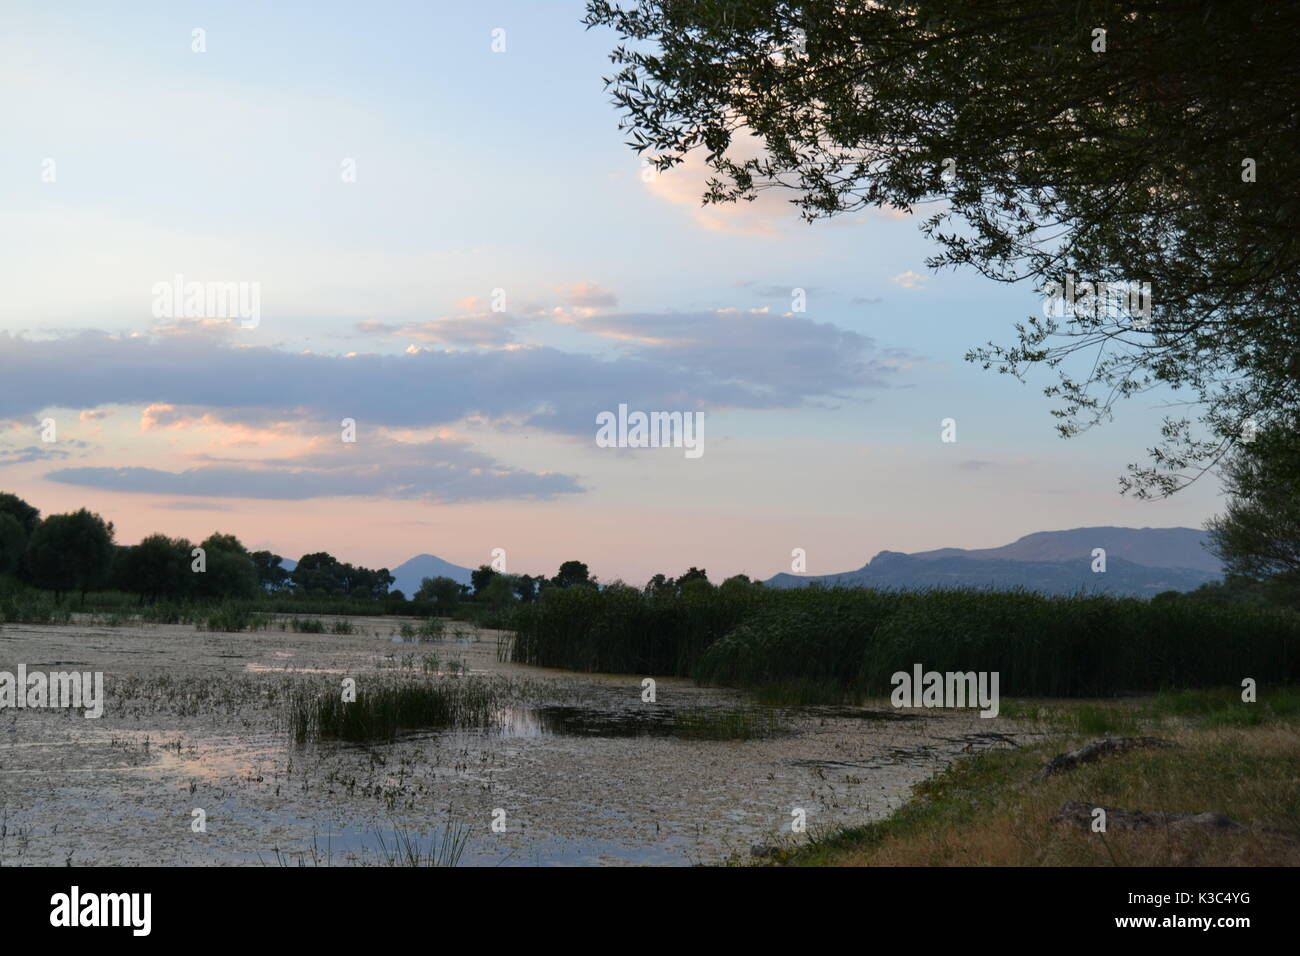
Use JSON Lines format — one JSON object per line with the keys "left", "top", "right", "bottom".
{"left": 47, "top": 434, "right": 583, "bottom": 502}
{"left": 358, "top": 313, "right": 521, "bottom": 348}
{"left": 0, "top": 319, "right": 910, "bottom": 439}
{"left": 555, "top": 281, "right": 618, "bottom": 310}
{"left": 140, "top": 403, "right": 188, "bottom": 431}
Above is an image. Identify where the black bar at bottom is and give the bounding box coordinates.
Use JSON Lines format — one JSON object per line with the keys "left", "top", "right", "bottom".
{"left": 0, "top": 865, "right": 1283, "bottom": 942}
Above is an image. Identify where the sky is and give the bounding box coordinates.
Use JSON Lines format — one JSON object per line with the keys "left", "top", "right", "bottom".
{"left": 0, "top": 0, "right": 1225, "bottom": 584}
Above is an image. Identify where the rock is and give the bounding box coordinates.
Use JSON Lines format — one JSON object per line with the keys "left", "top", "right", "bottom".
{"left": 1053, "top": 801, "right": 1245, "bottom": 832}
{"left": 750, "top": 844, "right": 781, "bottom": 858}
{"left": 1042, "top": 736, "right": 1178, "bottom": 777}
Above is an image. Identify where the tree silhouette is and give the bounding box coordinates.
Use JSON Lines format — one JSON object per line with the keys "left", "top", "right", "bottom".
{"left": 24, "top": 509, "right": 115, "bottom": 602}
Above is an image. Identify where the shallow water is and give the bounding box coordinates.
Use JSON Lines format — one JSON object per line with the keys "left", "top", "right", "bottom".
{"left": 0, "top": 617, "right": 1025, "bottom": 866}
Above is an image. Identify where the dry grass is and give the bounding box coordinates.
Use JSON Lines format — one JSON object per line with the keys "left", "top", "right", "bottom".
{"left": 782, "top": 692, "right": 1300, "bottom": 867}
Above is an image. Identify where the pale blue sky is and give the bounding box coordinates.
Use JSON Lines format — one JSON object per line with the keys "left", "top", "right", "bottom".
{"left": 0, "top": 0, "right": 1223, "bottom": 581}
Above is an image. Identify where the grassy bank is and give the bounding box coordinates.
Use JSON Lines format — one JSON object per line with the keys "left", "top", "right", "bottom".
{"left": 771, "top": 688, "right": 1300, "bottom": 866}
{"left": 509, "top": 585, "right": 1300, "bottom": 700}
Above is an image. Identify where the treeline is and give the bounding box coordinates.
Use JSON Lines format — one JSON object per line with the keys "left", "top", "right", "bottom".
{"left": 0, "top": 493, "right": 662, "bottom": 618}
{"left": 0, "top": 492, "right": 399, "bottom": 605}
{"left": 411, "top": 559, "right": 598, "bottom": 612}
{"left": 407, "top": 560, "right": 722, "bottom": 624}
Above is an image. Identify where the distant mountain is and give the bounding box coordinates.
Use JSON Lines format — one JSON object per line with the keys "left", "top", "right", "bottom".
{"left": 906, "top": 526, "right": 1221, "bottom": 574}
{"left": 765, "top": 527, "right": 1222, "bottom": 597}
{"left": 389, "top": 554, "right": 473, "bottom": 597}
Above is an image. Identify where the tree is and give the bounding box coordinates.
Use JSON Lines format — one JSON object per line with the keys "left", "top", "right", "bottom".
{"left": 471, "top": 564, "right": 498, "bottom": 597}
{"left": 415, "top": 575, "right": 463, "bottom": 611}
{"left": 289, "top": 552, "right": 392, "bottom": 598}
{"left": 0, "top": 492, "right": 40, "bottom": 538}
{"left": 645, "top": 573, "right": 674, "bottom": 597}
{"left": 676, "top": 567, "right": 709, "bottom": 587}
{"left": 201, "top": 532, "right": 249, "bottom": 557}
{"left": 551, "top": 560, "right": 592, "bottom": 589}
{"left": 24, "top": 509, "right": 115, "bottom": 601}
{"left": 0, "top": 514, "right": 26, "bottom": 577}
{"left": 250, "top": 551, "right": 291, "bottom": 592}
{"left": 720, "top": 573, "right": 759, "bottom": 597}
{"left": 585, "top": 0, "right": 1300, "bottom": 496}
{"left": 513, "top": 574, "right": 541, "bottom": 603}
{"left": 194, "top": 533, "right": 259, "bottom": 600}
{"left": 475, "top": 574, "right": 517, "bottom": 623}
{"left": 353, "top": 566, "right": 395, "bottom": 600}
{"left": 645, "top": 569, "right": 712, "bottom": 597}
{"left": 114, "top": 534, "right": 193, "bottom": 604}
{"left": 291, "top": 552, "right": 346, "bottom": 595}
{"left": 1206, "top": 429, "right": 1300, "bottom": 582}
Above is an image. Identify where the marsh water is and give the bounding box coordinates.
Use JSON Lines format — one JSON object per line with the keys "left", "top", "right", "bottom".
{"left": 0, "top": 617, "right": 1023, "bottom": 866}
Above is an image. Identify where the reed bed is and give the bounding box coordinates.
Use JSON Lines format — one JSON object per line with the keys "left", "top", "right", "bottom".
{"left": 0, "top": 591, "right": 73, "bottom": 625}
{"left": 509, "top": 583, "right": 760, "bottom": 676}
{"left": 287, "top": 675, "right": 527, "bottom": 743}
{"left": 200, "top": 603, "right": 266, "bottom": 632}
{"left": 510, "top": 585, "right": 1300, "bottom": 701}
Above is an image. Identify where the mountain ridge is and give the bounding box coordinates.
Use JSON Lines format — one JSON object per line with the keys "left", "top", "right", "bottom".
{"left": 765, "top": 526, "right": 1221, "bottom": 597}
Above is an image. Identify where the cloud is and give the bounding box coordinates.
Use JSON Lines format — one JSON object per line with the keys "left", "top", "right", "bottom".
{"left": 641, "top": 139, "right": 906, "bottom": 237}
{"left": 0, "top": 320, "right": 911, "bottom": 440}
{"left": 755, "top": 285, "right": 821, "bottom": 299}
{"left": 148, "top": 319, "right": 243, "bottom": 340}
{"left": 563, "top": 311, "right": 900, "bottom": 405}
{"left": 355, "top": 285, "right": 618, "bottom": 347}
{"left": 141, "top": 403, "right": 188, "bottom": 431}
{"left": 0, "top": 445, "right": 77, "bottom": 465}
{"left": 642, "top": 149, "right": 792, "bottom": 237}
{"left": 891, "top": 271, "right": 930, "bottom": 290}
{"left": 47, "top": 434, "right": 583, "bottom": 503}
{"left": 358, "top": 313, "right": 520, "bottom": 348}
{"left": 556, "top": 282, "right": 617, "bottom": 310}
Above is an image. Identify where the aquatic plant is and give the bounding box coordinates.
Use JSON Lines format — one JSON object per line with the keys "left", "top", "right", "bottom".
{"left": 372, "top": 820, "right": 470, "bottom": 867}
{"left": 416, "top": 617, "right": 444, "bottom": 642}
{"left": 201, "top": 602, "right": 262, "bottom": 632}
{"left": 287, "top": 675, "right": 527, "bottom": 743}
